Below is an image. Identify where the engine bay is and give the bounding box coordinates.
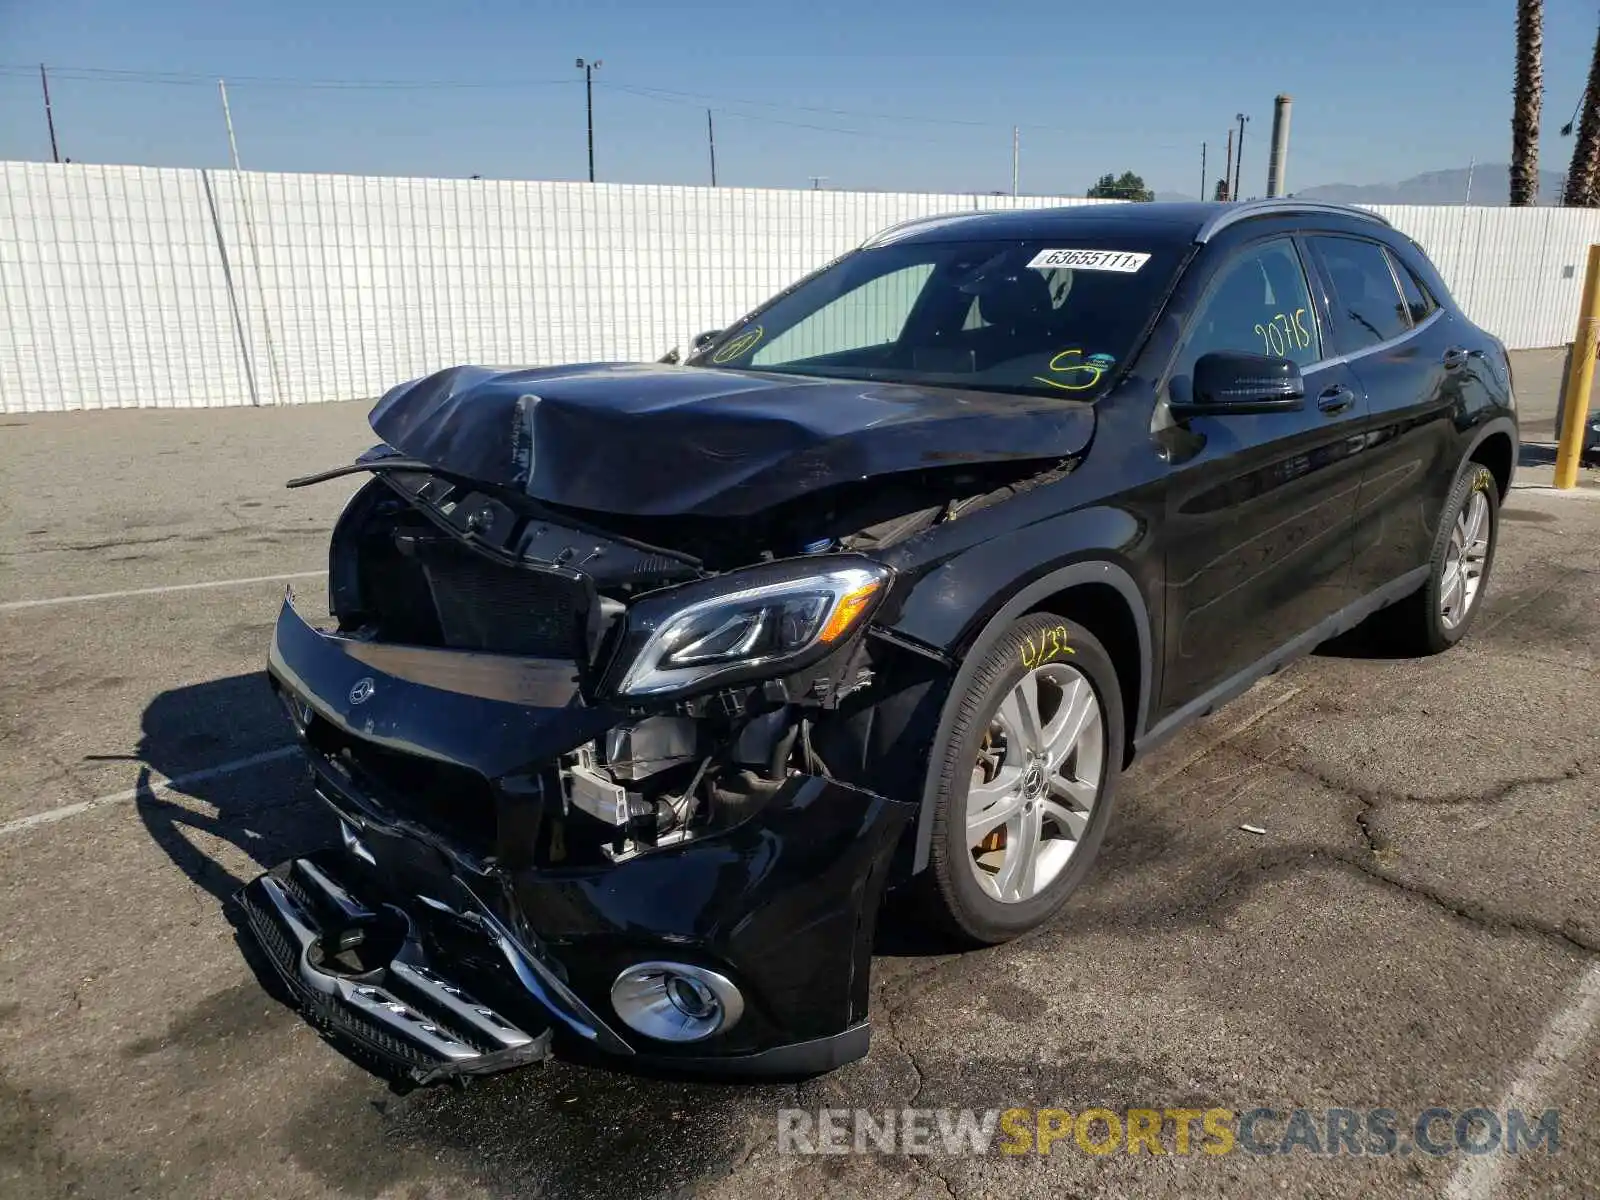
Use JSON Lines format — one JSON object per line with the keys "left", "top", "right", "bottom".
{"left": 303, "top": 453, "right": 1072, "bottom": 870}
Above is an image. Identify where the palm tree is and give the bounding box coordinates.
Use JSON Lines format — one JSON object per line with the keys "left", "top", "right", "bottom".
{"left": 1563, "top": 20, "right": 1600, "bottom": 206}
{"left": 1511, "top": 0, "right": 1544, "bottom": 206}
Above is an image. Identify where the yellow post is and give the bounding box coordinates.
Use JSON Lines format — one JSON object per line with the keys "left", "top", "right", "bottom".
{"left": 1553, "top": 243, "right": 1600, "bottom": 489}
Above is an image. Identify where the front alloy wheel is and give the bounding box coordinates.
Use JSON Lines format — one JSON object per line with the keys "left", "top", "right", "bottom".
{"left": 924, "top": 613, "right": 1124, "bottom": 945}
{"left": 967, "top": 662, "right": 1104, "bottom": 904}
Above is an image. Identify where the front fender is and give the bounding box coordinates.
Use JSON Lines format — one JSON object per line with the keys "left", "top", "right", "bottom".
{"left": 880, "top": 503, "right": 1156, "bottom": 875}
{"left": 884, "top": 502, "right": 1151, "bottom": 656}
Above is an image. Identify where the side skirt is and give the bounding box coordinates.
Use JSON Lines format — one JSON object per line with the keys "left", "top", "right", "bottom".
{"left": 1133, "top": 566, "right": 1429, "bottom": 759}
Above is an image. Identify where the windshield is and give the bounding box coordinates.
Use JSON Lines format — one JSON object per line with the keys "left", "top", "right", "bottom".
{"left": 690, "top": 236, "right": 1183, "bottom": 399}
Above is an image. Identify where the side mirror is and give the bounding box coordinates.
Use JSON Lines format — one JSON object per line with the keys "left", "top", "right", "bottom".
{"left": 1172, "top": 351, "right": 1305, "bottom": 419}
{"left": 691, "top": 329, "right": 723, "bottom": 353}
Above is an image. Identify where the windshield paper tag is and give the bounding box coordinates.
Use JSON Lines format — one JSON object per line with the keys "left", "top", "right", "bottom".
{"left": 1026, "top": 248, "right": 1150, "bottom": 273}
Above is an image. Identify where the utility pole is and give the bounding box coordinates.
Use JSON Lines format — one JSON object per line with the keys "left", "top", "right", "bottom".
{"left": 39, "top": 64, "right": 60, "bottom": 164}
{"left": 218, "top": 79, "right": 241, "bottom": 170}
{"left": 1233, "top": 112, "right": 1250, "bottom": 201}
{"left": 1220, "top": 127, "right": 1234, "bottom": 200}
{"left": 1012, "top": 126, "right": 1019, "bottom": 197}
{"left": 1200, "top": 141, "right": 1207, "bottom": 200}
{"left": 575, "top": 58, "right": 601, "bottom": 182}
{"left": 707, "top": 109, "right": 717, "bottom": 187}
{"left": 808, "top": 176, "right": 828, "bottom": 190}
{"left": 1464, "top": 156, "right": 1476, "bottom": 205}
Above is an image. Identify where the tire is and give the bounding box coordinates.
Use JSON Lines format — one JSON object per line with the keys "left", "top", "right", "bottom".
{"left": 922, "top": 613, "right": 1124, "bottom": 946}
{"left": 1378, "top": 461, "right": 1500, "bottom": 655}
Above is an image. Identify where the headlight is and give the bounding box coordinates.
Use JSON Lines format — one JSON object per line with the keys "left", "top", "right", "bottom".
{"left": 613, "top": 559, "right": 890, "bottom": 698}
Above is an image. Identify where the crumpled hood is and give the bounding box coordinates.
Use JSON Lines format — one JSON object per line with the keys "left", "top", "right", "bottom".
{"left": 369, "top": 362, "right": 1095, "bottom": 517}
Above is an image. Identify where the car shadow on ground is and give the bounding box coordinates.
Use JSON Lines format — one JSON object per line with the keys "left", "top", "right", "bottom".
{"left": 1313, "top": 616, "right": 1416, "bottom": 661}
{"left": 1520, "top": 442, "right": 1559, "bottom": 468}
{"left": 1519, "top": 440, "right": 1599, "bottom": 469}
{"left": 130, "top": 671, "right": 326, "bottom": 908}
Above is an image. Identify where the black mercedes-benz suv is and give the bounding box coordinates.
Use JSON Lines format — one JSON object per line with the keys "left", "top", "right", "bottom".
{"left": 241, "top": 199, "right": 1517, "bottom": 1084}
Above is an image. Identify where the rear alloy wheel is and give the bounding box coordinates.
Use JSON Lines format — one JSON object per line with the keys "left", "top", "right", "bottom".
{"left": 1379, "top": 462, "right": 1500, "bottom": 655}
{"left": 924, "top": 614, "right": 1123, "bottom": 945}
{"left": 1439, "top": 485, "right": 1492, "bottom": 632}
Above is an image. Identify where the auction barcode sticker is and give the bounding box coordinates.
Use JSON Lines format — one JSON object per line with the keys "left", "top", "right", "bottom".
{"left": 1026, "top": 248, "right": 1151, "bottom": 273}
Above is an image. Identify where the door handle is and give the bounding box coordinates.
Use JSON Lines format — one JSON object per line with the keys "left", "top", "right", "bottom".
{"left": 1317, "top": 385, "right": 1356, "bottom": 415}
{"left": 1442, "top": 346, "right": 1470, "bottom": 370}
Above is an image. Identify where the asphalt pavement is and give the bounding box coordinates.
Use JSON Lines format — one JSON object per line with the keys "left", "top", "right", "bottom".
{"left": 1, "top": 375, "right": 1597, "bottom": 1200}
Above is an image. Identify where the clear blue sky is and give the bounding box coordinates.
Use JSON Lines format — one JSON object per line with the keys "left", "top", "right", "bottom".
{"left": 0, "top": 0, "right": 1595, "bottom": 197}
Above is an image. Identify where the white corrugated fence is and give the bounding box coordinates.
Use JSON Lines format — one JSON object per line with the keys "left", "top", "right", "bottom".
{"left": 1370, "top": 203, "right": 1600, "bottom": 353}
{"left": 2, "top": 161, "right": 1597, "bottom": 414}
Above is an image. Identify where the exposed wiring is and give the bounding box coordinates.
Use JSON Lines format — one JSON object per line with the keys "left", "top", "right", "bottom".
{"left": 669, "top": 754, "right": 715, "bottom": 827}
{"left": 800, "top": 718, "right": 833, "bottom": 779}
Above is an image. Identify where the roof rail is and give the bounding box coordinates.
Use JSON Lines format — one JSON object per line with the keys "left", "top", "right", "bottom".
{"left": 1196, "top": 199, "right": 1391, "bottom": 243}
{"left": 860, "top": 210, "right": 981, "bottom": 248}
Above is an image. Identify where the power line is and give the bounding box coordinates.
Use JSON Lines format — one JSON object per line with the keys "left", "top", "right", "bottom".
{"left": 0, "top": 60, "right": 1214, "bottom": 150}
{"left": 600, "top": 83, "right": 955, "bottom": 146}
{"left": 602, "top": 79, "right": 1003, "bottom": 130}
{"left": 601, "top": 81, "right": 1219, "bottom": 159}
{"left": 0, "top": 63, "right": 575, "bottom": 90}
{"left": 598, "top": 78, "right": 1197, "bottom": 144}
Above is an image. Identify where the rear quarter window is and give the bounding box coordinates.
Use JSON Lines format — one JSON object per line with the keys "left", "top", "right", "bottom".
{"left": 1385, "top": 248, "right": 1437, "bottom": 324}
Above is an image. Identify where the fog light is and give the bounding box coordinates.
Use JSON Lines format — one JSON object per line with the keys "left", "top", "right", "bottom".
{"left": 610, "top": 962, "right": 744, "bottom": 1043}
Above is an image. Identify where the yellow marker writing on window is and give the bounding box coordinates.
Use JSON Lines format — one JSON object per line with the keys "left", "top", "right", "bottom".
{"left": 1254, "top": 308, "right": 1313, "bottom": 357}
{"left": 711, "top": 326, "right": 764, "bottom": 364}
{"left": 1032, "top": 349, "right": 1105, "bottom": 392}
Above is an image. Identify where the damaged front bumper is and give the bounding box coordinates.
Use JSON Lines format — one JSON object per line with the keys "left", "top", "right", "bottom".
{"left": 240, "top": 596, "right": 913, "bottom": 1083}
{"left": 239, "top": 854, "right": 555, "bottom": 1085}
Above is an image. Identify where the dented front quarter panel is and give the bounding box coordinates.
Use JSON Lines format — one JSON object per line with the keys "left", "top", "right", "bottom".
{"left": 872, "top": 391, "right": 1172, "bottom": 683}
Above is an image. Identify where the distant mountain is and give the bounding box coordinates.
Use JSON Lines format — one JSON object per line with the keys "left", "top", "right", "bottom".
{"left": 1294, "top": 165, "right": 1565, "bottom": 206}
{"left": 1109, "top": 167, "right": 1564, "bottom": 207}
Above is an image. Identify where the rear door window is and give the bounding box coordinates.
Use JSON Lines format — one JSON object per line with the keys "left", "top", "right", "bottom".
{"left": 1308, "top": 236, "right": 1411, "bottom": 352}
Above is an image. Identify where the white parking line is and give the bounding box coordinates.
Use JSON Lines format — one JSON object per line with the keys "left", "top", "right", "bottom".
{"left": 0, "top": 570, "right": 327, "bottom": 612}
{"left": 1445, "top": 960, "right": 1600, "bottom": 1200}
{"left": 0, "top": 746, "right": 300, "bottom": 839}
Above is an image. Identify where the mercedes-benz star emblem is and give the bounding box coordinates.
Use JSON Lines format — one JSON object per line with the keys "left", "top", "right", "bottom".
{"left": 348, "top": 677, "right": 376, "bottom": 705}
